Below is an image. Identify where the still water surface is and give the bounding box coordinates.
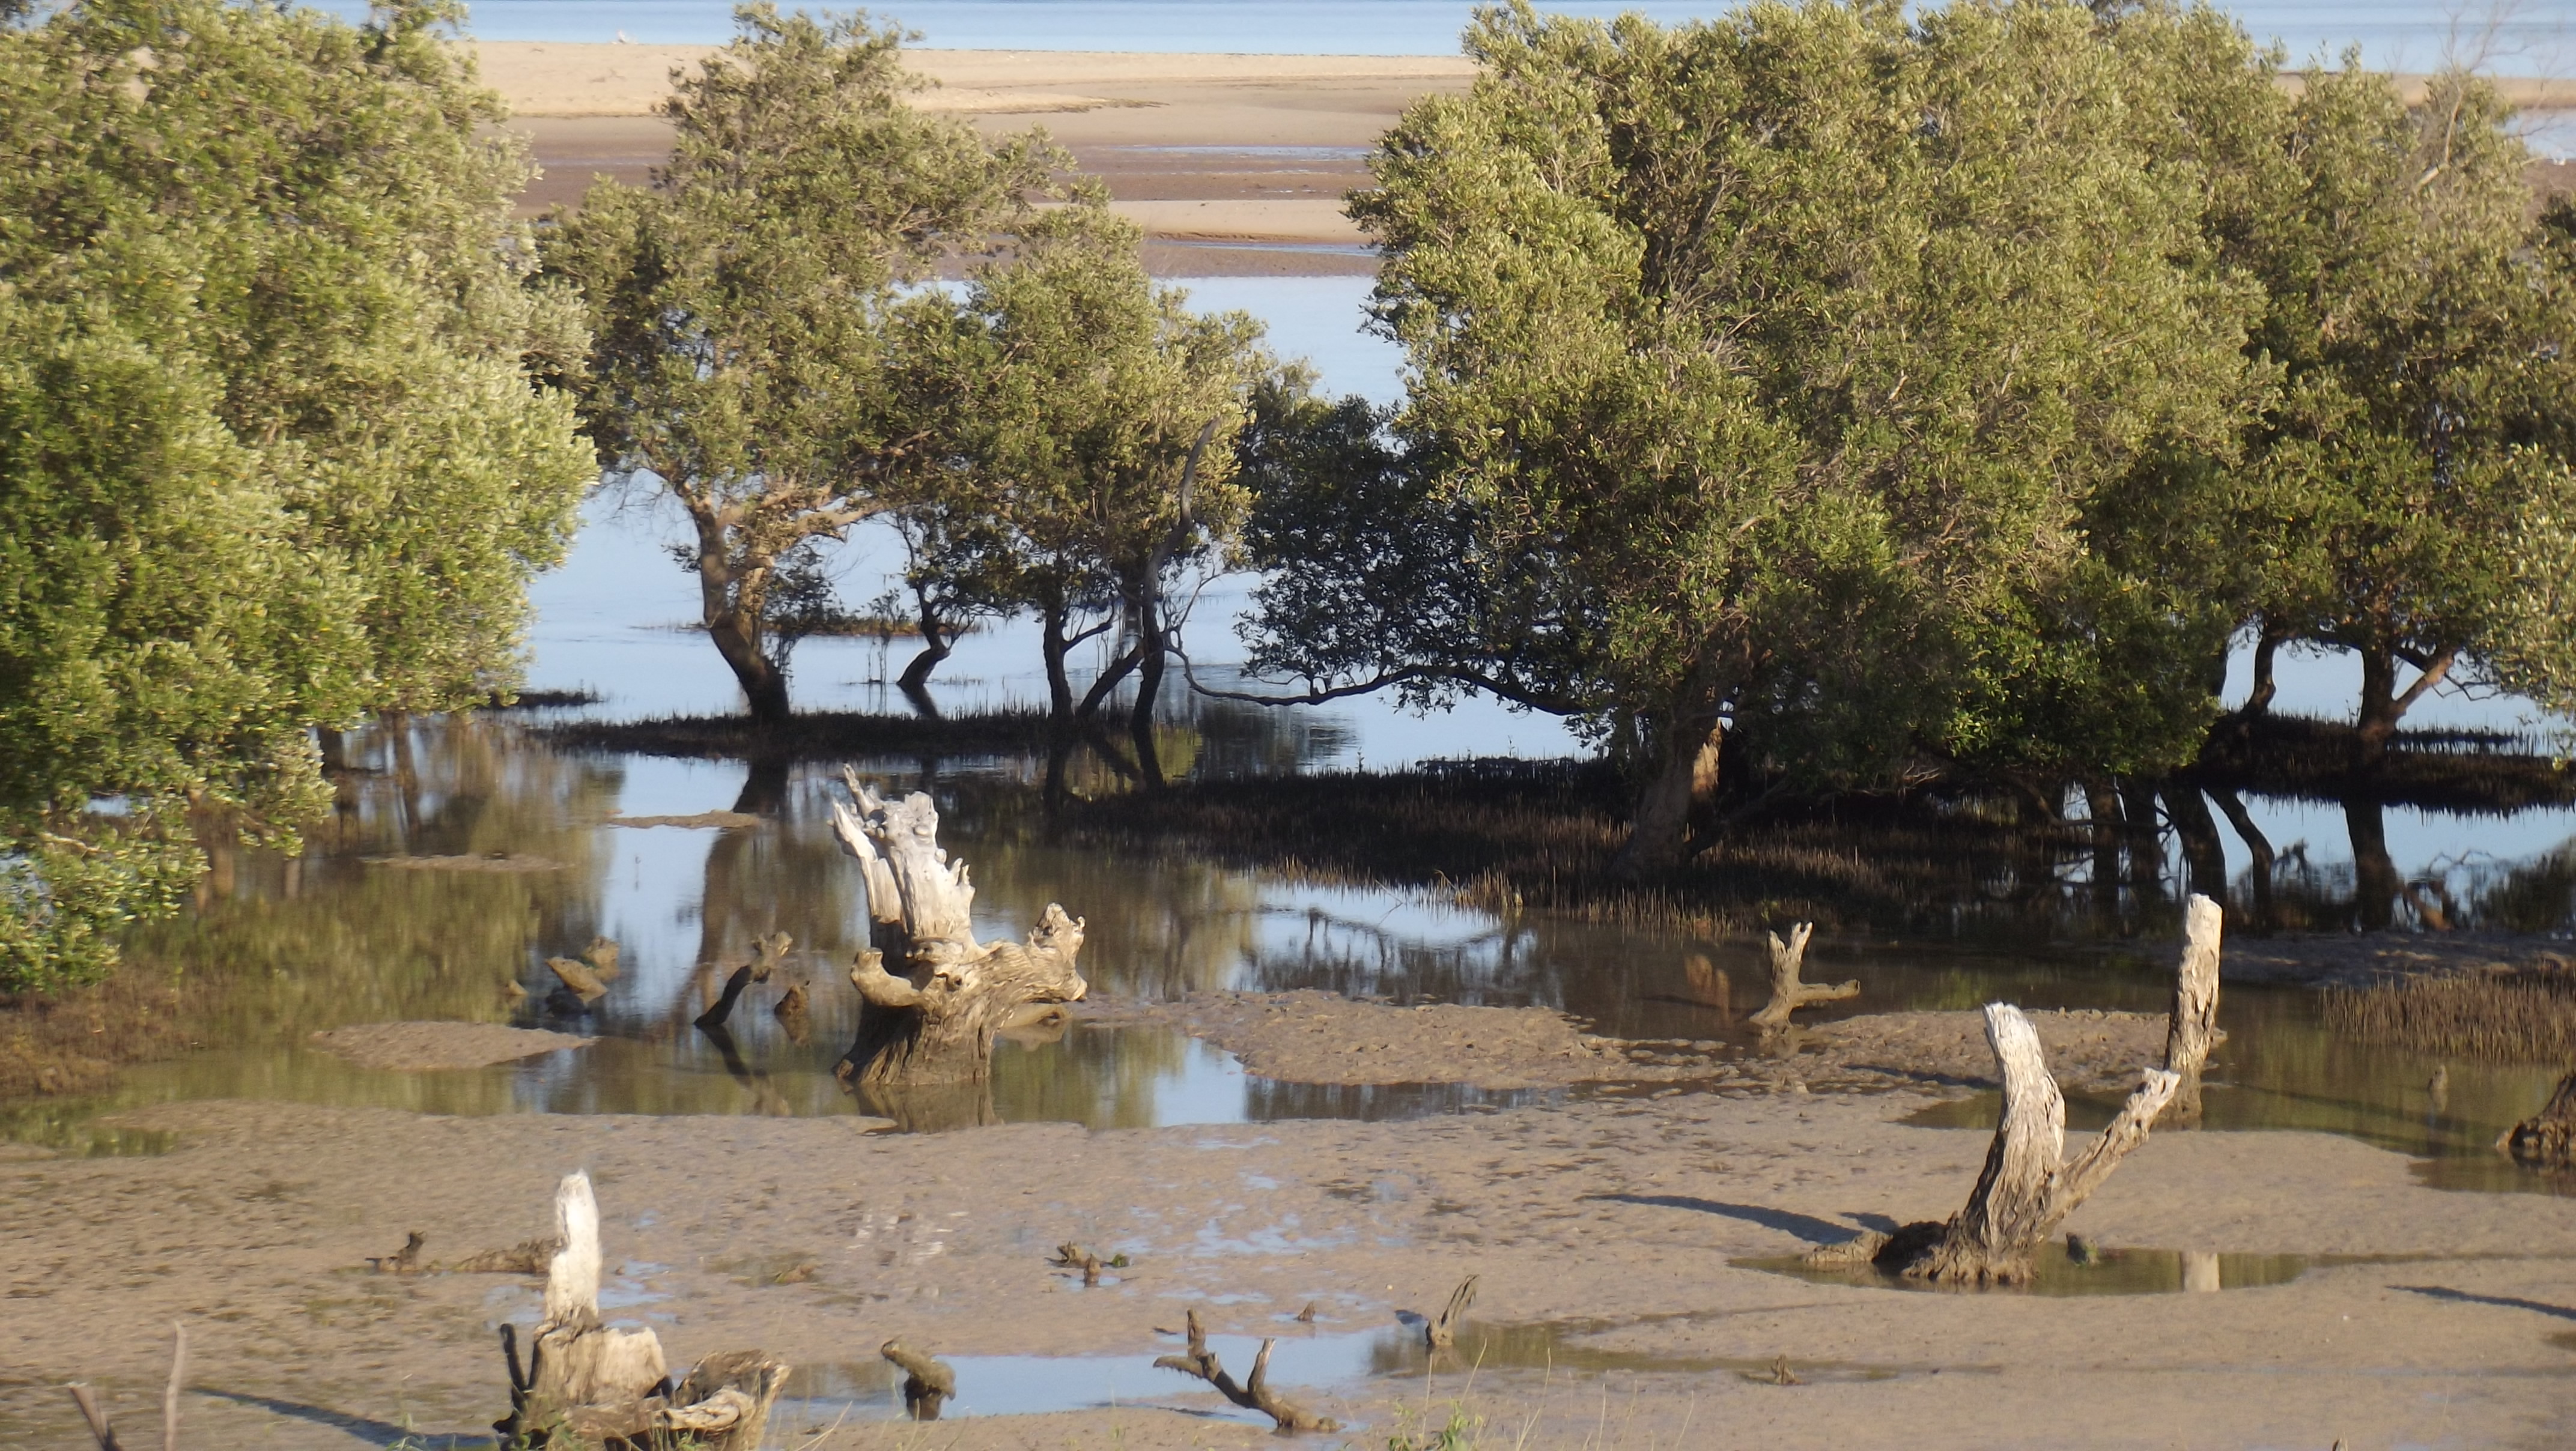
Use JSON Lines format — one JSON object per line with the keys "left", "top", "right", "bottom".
{"left": 10, "top": 713, "right": 2571, "bottom": 1208}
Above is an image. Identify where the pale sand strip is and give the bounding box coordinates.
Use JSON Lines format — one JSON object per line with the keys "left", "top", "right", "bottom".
{"left": 1108, "top": 198, "right": 1361, "bottom": 243}
{"left": 475, "top": 41, "right": 1475, "bottom": 118}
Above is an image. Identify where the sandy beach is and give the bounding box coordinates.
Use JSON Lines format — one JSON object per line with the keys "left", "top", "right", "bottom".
{"left": 479, "top": 43, "right": 2576, "bottom": 277}
{"left": 481, "top": 43, "right": 1475, "bottom": 274}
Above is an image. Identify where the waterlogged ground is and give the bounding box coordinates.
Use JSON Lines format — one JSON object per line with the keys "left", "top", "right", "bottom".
{"left": 9, "top": 715, "right": 2574, "bottom": 1178}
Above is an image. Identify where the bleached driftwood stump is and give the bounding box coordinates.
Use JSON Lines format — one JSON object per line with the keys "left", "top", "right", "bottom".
{"left": 2162, "top": 893, "right": 2224, "bottom": 1125}
{"left": 1748, "top": 922, "right": 1858, "bottom": 1031}
{"left": 2503, "top": 1073, "right": 2576, "bottom": 1166}
{"left": 830, "top": 769, "right": 1087, "bottom": 1087}
{"left": 1816, "top": 1005, "right": 2179, "bottom": 1284}
{"left": 496, "top": 1172, "right": 786, "bottom": 1448}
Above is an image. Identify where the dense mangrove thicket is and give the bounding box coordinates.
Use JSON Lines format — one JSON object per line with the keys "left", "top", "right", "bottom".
{"left": 1227, "top": 0, "right": 2576, "bottom": 873}
{"left": 0, "top": 0, "right": 592, "bottom": 987}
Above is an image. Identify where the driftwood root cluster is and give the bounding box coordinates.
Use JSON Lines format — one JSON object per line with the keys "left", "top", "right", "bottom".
{"left": 1808, "top": 894, "right": 2223, "bottom": 1283}
{"left": 1153, "top": 1307, "right": 1340, "bottom": 1434}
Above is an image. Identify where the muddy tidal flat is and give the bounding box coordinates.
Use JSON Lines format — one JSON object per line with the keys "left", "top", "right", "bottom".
{"left": 8, "top": 1085, "right": 2576, "bottom": 1449}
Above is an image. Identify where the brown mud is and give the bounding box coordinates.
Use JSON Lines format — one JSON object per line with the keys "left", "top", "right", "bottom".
{"left": 305, "top": 1022, "right": 596, "bottom": 1072}
{"left": 8, "top": 1091, "right": 2576, "bottom": 1448}
{"left": 1091, "top": 990, "right": 2173, "bottom": 1095}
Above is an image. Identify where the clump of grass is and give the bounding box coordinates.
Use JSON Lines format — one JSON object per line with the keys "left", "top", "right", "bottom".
{"left": 1070, "top": 765, "right": 2106, "bottom": 942}
{"left": 2323, "top": 970, "right": 2576, "bottom": 1061}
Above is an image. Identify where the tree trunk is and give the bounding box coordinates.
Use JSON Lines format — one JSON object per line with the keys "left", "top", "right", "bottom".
{"left": 2163, "top": 783, "right": 2228, "bottom": 906}
{"left": 896, "top": 596, "right": 952, "bottom": 721}
{"left": 1747, "top": 922, "right": 1859, "bottom": 1031}
{"left": 828, "top": 769, "right": 1087, "bottom": 1088}
{"left": 693, "top": 510, "right": 791, "bottom": 725}
{"left": 2355, "top": 644, "right": 2398, "bottom": 773}
{"left": 1840, "top": 1006, "right": 2180, "bottom": 1284}
{"left": 2344, "top": 793, "right": 2398, "bottom": 931}
{"left": 2163, "top": 892, "right": 2224, "bottom": 1127}
{"left": 2118, "top": 778, "right": 2164, "bottom": 899}
{"left": 2354, "top": 643, "right": 2455, "bottom": 775}
{"left": 2082, "top": 778, "right": 2125, "bottom": 914}
{"left": 2242, "top": 620, "right": 2287, "bottom": 718}
{"left": 1129, "top": 607, "right": 1168, "bottom": 790}
{"left": 1614, "top": 716, "right": 1724, "bottom": 879}
{"left": 2205, "top": 786, "right": 2275, "bottom": 930}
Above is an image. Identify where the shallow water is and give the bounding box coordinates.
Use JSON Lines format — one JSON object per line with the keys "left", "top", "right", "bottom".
{"left": 14, "top": 713, "right": 2576, "bottom": 1213}
{"left": 1748, "top": 1244, "right": 2316, "bottom": 1297}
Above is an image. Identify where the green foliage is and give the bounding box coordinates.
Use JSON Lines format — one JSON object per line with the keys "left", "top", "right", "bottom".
{"left": 547, "top": 3, "right": 1066, "bottom": 721}
{"left": 1250, "top": 0, "right": 2276, "bottom": 860}
{"left": 892, "top": 205, "right": 1278, "bottom": 732}
{"left": 0, "top": 0, "right": 592, "bottom": 987}
{"left": 2232, "top": 63, "right": 2576, "bottom": 732}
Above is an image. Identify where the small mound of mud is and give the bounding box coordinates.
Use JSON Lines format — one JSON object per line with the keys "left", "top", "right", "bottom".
{"left": 1086, "top": 990, "right": 1662, "bottom": 1089}
{"left": 1800, "top": 1008, "right": 2177, "bottom": 1094}
{"left": 309, "top": 1022, "right": 595, "bottom": 1071}
{"left": 1087, "top": 991, "right": 2174, "bottom": 1095}
{"left": 360, "top": 853, "right": 566, "bottom": 873}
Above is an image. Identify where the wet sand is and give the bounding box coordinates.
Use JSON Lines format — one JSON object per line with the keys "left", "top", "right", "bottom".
{"left": 8, "top": 1086, "right": 2576, "bottom": 1448}
{"left": 481, "top": 43, "right": 1468, "bottom": 274}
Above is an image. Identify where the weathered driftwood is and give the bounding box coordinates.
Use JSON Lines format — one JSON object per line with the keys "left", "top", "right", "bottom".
{"left": 2502, "top": 1072, "right": 2576, "bottom": 1166}
{"left": 69, "top": 1322, "right": 183, "bottom": 1451}
{"left": 881, "top": 1338, "right": 954, "bottom": 1420}
{"left": 2162, "top": 893, "right": 2225, "bottom": 1125}
{"left": 830, "top": 770, "right": 1087, "bottom": 1087}
{"left": 748, "top": 930, "right": 791, "bottom": 980}
{"left": 1424, "top": 1274, "right": 1478, "bottom": 1349}
{"left": 694, "top": 966, "right": 756, "bottom": 1030}
{"left": 1048, "top": 1242, "right": 1128, "bottom": 1285}
{"left": 452, "top": 1237, "right": 556, "bottom": 1274}
{"left": 1817, "top": 1005, "right": 2179, "bottom": 1283}
{"left": 494, "top": 1171, "right": 788, "bottom": 1448}
{"left": 366, "top": 1230, "right": 426, "bottom": 1274}
{"left": 1153, "top": 1308, "right": 1340, "bottom": 1434}
{"left": 774, "top": 978, "right": 811, "bottom": 1044}
{"left": 1748, "top": 923, "right": 1857, "bottom": 1031}
{"left": 547, "top": 938, "right": 621, "bottom": 1001}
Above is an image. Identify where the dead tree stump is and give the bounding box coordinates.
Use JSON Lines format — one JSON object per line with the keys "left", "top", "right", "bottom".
{"left": 830, "top": 769, "right": 1087, "bottom": 1087}
{"left": 495, "top": 1172, "right": 788, "bottom": 1447}
{"left": 1841, "top": 1005, "right": 2179, "bottom": 1284}
{"left": 2502, "top": 1073, "right": 2576, "bottom": 1166}
{"left": 1748, "top": 922, "right": 1857, "bottom": 1031}
{"left": 1153, "top": 1308, "right": 1340, "bottom": 1433}
{"left": 2162, "top": 893, "right": 2224, "bottom": 1125}
{"left": 881, "top": 1338, "right": 955, "bottom": 1420}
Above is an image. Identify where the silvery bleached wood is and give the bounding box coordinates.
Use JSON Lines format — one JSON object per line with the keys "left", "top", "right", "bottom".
{"left": 830, "top": 768, "right": 1087, "bottom": 1086}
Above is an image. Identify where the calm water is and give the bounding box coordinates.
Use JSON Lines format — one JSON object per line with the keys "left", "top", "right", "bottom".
{"left": 8, "top": 711, "right": 2570, "bottom": 1205}
{"left": 320, "top": 0, "right": 2575, "bottom": 77}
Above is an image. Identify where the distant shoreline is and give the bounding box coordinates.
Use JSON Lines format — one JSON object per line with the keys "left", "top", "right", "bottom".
{"left": 484, "top": 42, "right": 2574, "bottom": 277}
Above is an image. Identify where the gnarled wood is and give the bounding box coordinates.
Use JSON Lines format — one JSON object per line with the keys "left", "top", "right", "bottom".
{"left": 2162, "top": 893, "right": 2224, "bottom": 1125}
{"left": 830, "top": 770, "right": 1087, "bottom": 1086}
{"left": 1871, "top": 1005, "right": 2180, "bottom": 1284}
{"left": 1748, "top": 922, "right": 1857, "bottom": 1031}
{"left": 1424, "top": 1274, "right": 1478, "bottom": 1349}
{"left": 2502, "top": 1072, "right": 2576, "bottom": 1166}
{"left": 1153, "top": 1308, "right": 1340, "bottom": 1433}
{"left": 881, "top": 1338, "right": 955, "bottom": 1420}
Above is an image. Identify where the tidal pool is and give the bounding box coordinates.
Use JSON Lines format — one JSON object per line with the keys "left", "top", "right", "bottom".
{"left": 13, "top": 711, "right": 2576, "bottom": 1208}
